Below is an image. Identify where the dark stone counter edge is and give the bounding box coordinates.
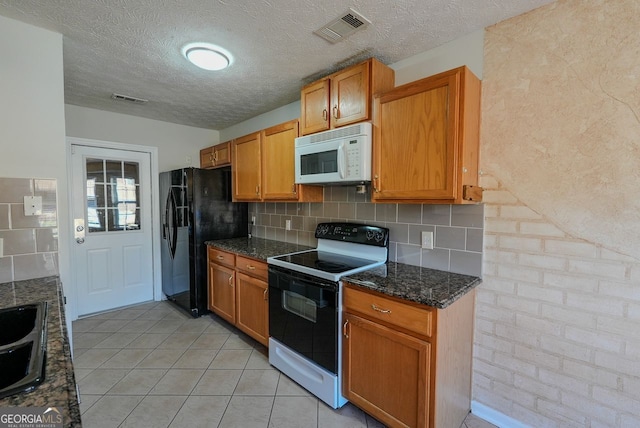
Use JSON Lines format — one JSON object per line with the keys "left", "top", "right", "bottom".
{"left": 344, "top": 275, "right": 482, "bottom": 309}
{"left": 205, "top": 236, "right": 313, "bottom": 261}
{"left": 207, "top": 237, "right": 482, "bottom": 310}
{"left": 0, "top": 276, "right": 81, "bottom": 427}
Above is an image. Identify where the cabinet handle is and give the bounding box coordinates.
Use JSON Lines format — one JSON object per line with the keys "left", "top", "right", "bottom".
{"left": 292, "top": 184, "right": 297, "bottom": 194}
{"left": 333, "top": 105, "right": 339, "bottom": 119}
{"left": 214, "top": 152, "right": 218, "bottom": 162}
{"left": 343, "top": 319, "right": 349, "bottom": 338}
{"left": 322, "top": 109, "right": 328, "bottom": 122}
{"left": 217, "top": 255, "right": 224, "bottom": 260}
{"left": 256, "top": 185, "right": 260, "bottom": 195}
{"left": 246, "top": 265, "right": 256, "bottom": 270}
{"left": 209, "top": 153, "right": 213, "bottom": 162}
{"left": 263, "top": 288, "right": 268, "bottom": 301}
{"left": 373, "top": 175, "right": 380, "bottom": 193}
{"left": 228, "top": 275, "right": 233, "bottom": 286}
{"left": 371, "top": 304, "right": 391, "bottom": 314}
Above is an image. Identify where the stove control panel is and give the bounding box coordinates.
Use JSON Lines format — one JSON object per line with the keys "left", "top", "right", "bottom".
{"left": 315, "top": 222, "right": 389, "bottom": 247}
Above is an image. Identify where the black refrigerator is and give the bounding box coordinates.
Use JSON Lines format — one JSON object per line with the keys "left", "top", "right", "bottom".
{"left": 160, "top": 167, "right": 247, "bottom": 317}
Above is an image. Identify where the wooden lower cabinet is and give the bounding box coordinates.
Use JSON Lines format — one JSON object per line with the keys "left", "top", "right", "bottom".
{"left": 342, "top": 284, "right": 475, "bottom": 428}
{"left": 207, "top": 247, "right": 269, "bottom": 347}
{"left": 235, "top": 271, "right": 269, "bottom": 346}
{"left": 343, "top": 313, "right": 430, "bottom": 427}
{"left": 208, "top": 260, "right": 236, "bottom": 325}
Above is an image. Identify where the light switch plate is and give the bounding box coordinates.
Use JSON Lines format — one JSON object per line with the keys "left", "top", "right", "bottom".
{"left": 23, "top": 196, "right": 42, "bottom": 216}
{"left": 421, "top": 231, "right": 434, "bottom": 249}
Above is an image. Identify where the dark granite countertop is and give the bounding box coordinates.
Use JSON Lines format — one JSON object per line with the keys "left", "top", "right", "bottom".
{"left": 0, "top": 276, "right": 81, "bottom": 427}
{"left": 206, "top": 236, "right": 313, "bottom": 261}
{"left": 207, "top": 238, "right": 481, "bottom": 309}
{"left": 343, "top": 262, "right": 482, "bottom": 309}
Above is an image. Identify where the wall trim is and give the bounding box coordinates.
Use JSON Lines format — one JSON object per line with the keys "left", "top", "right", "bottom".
{"left": 471, "top": 401, "right": 530, "bottom": 428}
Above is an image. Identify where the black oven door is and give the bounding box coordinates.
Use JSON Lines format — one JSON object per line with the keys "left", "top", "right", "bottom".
{"left": 268, "top": 266, "right": 338, "bottom": 374}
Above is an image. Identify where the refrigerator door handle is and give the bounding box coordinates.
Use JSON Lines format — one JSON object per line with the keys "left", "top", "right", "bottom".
{"left": 166, "top": 190, "right": 178, "bottom": 260}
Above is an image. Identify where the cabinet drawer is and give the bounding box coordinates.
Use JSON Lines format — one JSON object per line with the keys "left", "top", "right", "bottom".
{"left": 343, "top": 286, "right": 433, "bottom": 338}
{"left": 236, "top": 255, "right": 268, "bottom": 280}
{"left": 208, "top": 247, "right": 235, "bottom": 268}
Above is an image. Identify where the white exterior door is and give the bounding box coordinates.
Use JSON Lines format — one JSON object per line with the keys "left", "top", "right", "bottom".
{"left": 71, "top": 145, "right": 154, "bottom": 316}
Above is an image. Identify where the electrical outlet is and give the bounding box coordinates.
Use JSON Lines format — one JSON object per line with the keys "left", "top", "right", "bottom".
{"left": 285, "top": 219, "right": 291, "bottom": 230}
{"left": 421, "top": 231, "right": 434, "bottom": 249}
{"left": 251, "top": 216, "right": 256, "bottom": 225}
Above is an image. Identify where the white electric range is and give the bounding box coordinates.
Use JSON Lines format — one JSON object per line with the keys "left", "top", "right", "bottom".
{"left": 267, "top": 222, "right": 389, "bottom": 408}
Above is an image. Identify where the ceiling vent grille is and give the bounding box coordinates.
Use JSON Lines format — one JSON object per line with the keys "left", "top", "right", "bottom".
{"left": 111, "top": 93, "right": 148, "bottom": 104}
{"left": 314, "top": 8, "right": 371, "bottom": 44}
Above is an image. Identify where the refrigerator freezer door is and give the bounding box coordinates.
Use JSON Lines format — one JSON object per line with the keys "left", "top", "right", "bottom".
{"left": 161, "top": 167, "right": 248, "bottom": 318}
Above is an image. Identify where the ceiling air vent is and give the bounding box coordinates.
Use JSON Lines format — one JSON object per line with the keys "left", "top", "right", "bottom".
{"left": 111, "top": 93, "right": 148, "bottom": 104}
{"left": 314, "top": 8, "right": 371, "bottom": 44}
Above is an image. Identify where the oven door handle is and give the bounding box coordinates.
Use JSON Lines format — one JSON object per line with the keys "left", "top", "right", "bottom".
{"left": 268, "top": 267, "right": 337, "bottom": 292}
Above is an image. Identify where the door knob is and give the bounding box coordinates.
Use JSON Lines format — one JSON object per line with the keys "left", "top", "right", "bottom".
{"left": 76, "top": 238, "right": 85, "bottom": 244}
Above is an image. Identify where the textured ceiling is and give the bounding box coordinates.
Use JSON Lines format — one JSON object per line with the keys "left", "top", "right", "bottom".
{"left": 0, "top": 0, "right": 555, "bottom": 130}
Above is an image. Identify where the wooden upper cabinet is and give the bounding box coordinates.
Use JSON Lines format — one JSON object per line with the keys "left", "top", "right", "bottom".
{"left": 261, "top": 119, "right": 323, "bottom": 202}
{"left": 300, "top": 58, "right": 395, "bottom": 136}
{"left": 200, "top": 141, "right": 231, "bottom": 169}
{"left": 330, "top": 61, "right": 370, "bottom": 128}
{"left": 300, "top": 79, "right": 331, "bottom": 135}
{"left": 372, "top": 66, "right": 482, "bottom": 204}
{"left": 232, "top": 132, "right": 262, "bottom": 201}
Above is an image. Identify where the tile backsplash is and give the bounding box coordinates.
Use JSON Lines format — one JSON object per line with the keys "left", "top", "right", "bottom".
{"left": 0, "top": 177, "right": 59, "bottom": 283}
{"left": 249, "top": 186, "right": 484, "bottom": 276}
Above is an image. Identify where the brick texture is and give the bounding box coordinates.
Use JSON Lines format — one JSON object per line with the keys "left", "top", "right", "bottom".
{"left": 474, "top": 174, "right": 640, "bottom": 426}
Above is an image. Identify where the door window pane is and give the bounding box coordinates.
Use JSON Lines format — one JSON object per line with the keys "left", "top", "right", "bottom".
{"left": 86, "top": 158, "right": 141, "bottom": 232}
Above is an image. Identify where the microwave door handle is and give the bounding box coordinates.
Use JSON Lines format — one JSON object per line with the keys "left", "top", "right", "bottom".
{"left": 338, "top": 142, "right": 346, "bottom": 179}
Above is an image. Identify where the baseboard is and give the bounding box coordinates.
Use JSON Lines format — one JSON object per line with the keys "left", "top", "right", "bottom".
{"left": 471, "top": 401, "right": 530, "bottom": 428}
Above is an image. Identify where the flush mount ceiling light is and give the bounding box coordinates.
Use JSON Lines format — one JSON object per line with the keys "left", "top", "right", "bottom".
{"left": 182, "top": 43, "right": 231, "bottom": 71}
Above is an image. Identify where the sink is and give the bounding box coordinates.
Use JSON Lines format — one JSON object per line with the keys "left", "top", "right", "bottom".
{"left": 0, "top": 304, "right": 40, "bottom": 346}
{"left": 0, "top": 302, "right": 48, "bottom": 398}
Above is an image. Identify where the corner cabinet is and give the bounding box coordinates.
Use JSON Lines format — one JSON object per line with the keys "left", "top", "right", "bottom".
{"left": 342, "top": 284, "right": 476, "bottom": 428}
{"left": 207, "top": 247, "right": 269, "bottom": 347}
{"left": 372, "top": 66, "right": 482, "bottom": 204}
{"left": 300, "top": 58, "right": 395, "bottom": 136}
{"left": 200, "top": 141, "right": 231, "bottom": 169}
{"left": 232, "top": 120, "right": 323, "bottom": 202}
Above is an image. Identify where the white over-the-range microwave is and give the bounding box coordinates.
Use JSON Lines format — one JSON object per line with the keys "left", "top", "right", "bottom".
{"left": 294, "top": 122, "right": 372, "bottom": 185}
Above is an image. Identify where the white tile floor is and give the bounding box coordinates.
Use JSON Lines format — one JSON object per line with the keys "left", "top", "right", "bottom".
{"left": 72, "top": 301, "right": 496, "bottom": 428}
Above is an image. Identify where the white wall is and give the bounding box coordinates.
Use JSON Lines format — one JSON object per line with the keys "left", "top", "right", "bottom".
{"left": 65, "top": 105, "right": 219, "bottom": 172}
{"left": 219, "top": 101, "right": 300, "bottom": 142}
{"left": 0, "top": 15, "right": 69, "bottom": 292}
{"left": 391, "top": 30, "right": 484, "bottom": 85}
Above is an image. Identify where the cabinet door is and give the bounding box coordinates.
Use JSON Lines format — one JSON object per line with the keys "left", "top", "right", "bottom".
{"left": 209, "top": 262, "right": 236, "bottom": 325}
{"left": 262, "top": 120, "right": 299, "bottom": 201}
{"left": 213, "top": 141, "right": 231, "bottom": 167}
{"left": 232, "top": 132, "right": 262, "bottom": 201}
{"left": 331, "top": 61, "right": 370, "bottom": 128}
{"left": 235, "top": 271, "right": 269, "bottom": 347}
{"left": 343, "top": 312, "right": 430, "bottom": 428}
{"left": 300, "top": 79, "right": 330, "bottom": 135}
{"left": 373, "top": 72, "right": 459, "bottom": 202}
{"left": 200, "top": 146, "right": 215, "bottom": 169}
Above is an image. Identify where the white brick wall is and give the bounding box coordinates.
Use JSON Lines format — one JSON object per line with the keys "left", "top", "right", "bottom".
{"left": 474, "top": 174, "right": 640, "bottom": 426}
